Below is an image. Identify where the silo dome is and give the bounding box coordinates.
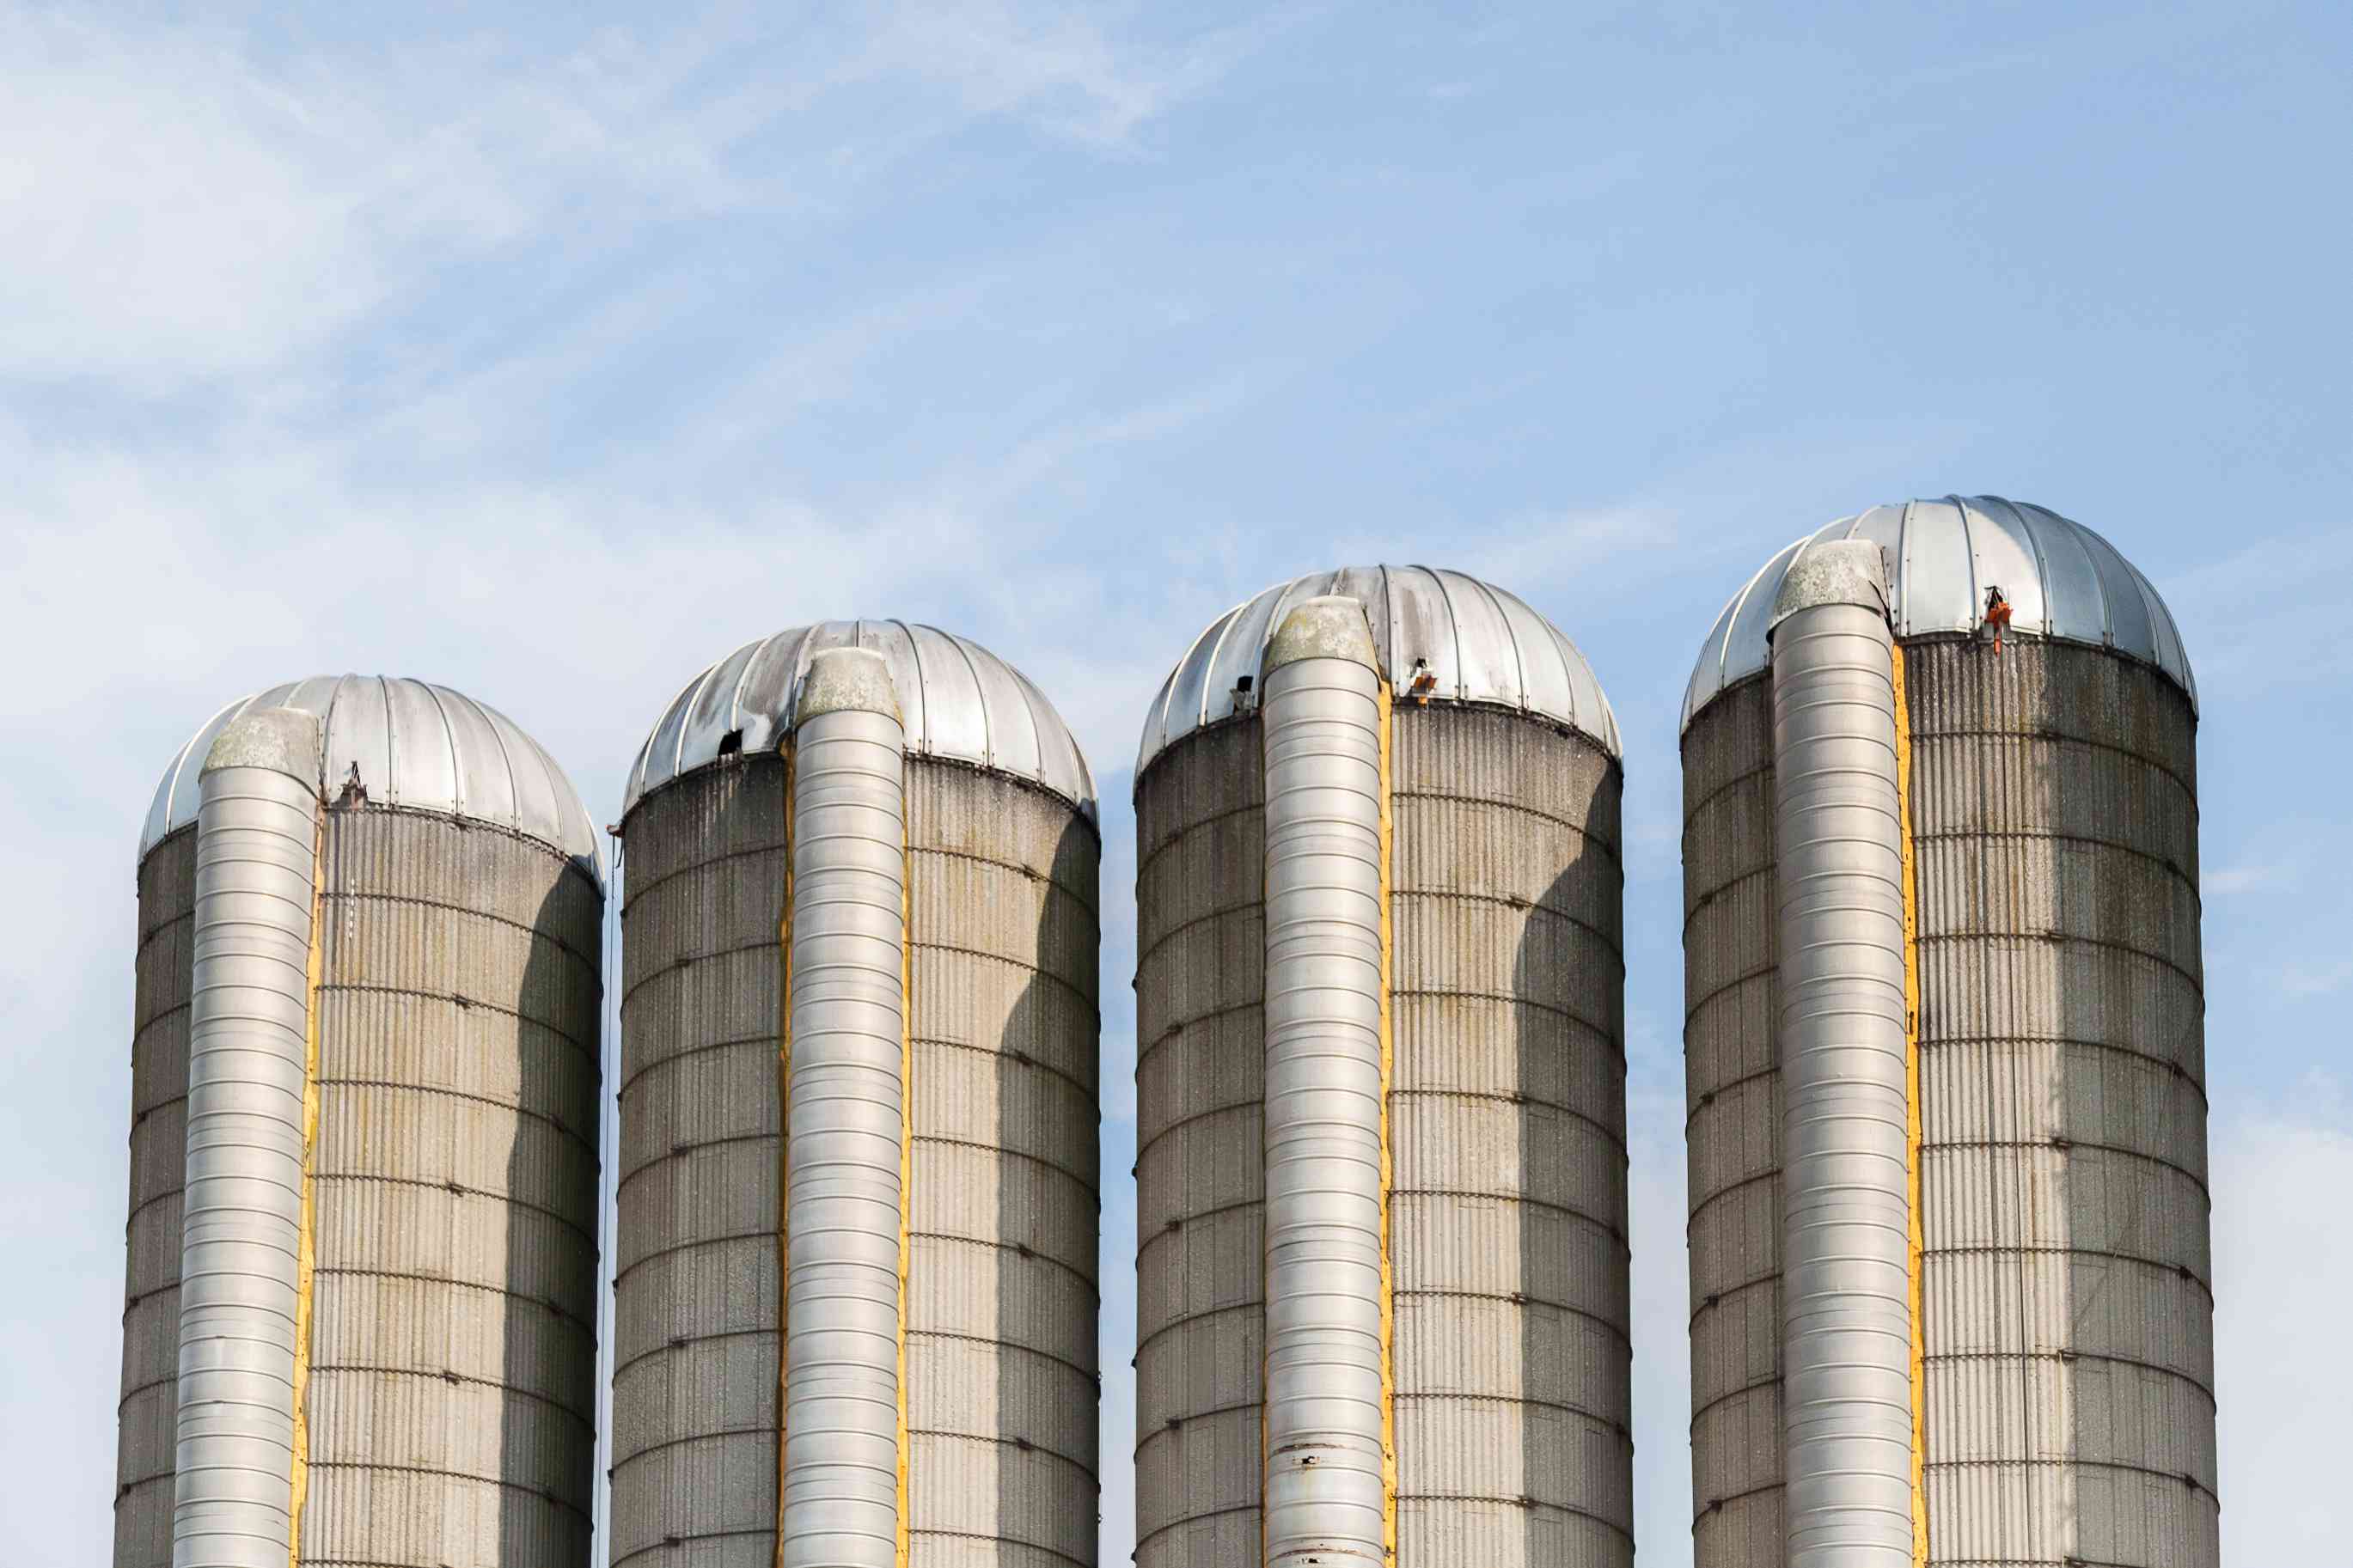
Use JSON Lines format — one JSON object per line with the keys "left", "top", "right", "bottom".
{"left": 611, "top": 623, "right": 1101, "bottom": 1568}
{"left": 1134, "top": 564, "right": 1631, "bottom": 1568}
{"left": 115, "top": 674, "right": 603, "bottom": 1568}
{"left": 1138, "top": 563, "right": 1622, "bottom": 776}
{"left": 1678, "top": 500, "right": 2215, "bottom": 1568}
{"left": 624, "top": 619, "right": 1096, "bottom": 821}
{"left": 139, "top": 673, "right": 602, "bottom": 880}
{"left": 1682, "top": 494, "right": 2196, "bottom": 729}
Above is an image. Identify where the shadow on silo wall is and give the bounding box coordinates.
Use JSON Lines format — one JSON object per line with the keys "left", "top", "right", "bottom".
{"left": 991, "top": 807, "right": 1103, "bottom": 1566}
{"left": 500, "top": 855, "right": 604, "bottom": 1568}
{"left": 1508, "top": 738, "right": 1632, "bottom": 1568}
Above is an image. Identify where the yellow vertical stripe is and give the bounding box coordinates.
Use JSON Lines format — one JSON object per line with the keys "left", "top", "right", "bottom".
{"left": 775, "top": 744, "right": 797, "bottom": 1568}
{"left": 1891, "top": 642, "right": 1930, "bottom": 1567}
{"left": 1257, "top": 714, "right": 1271, "bottom": 1568}
{"left": 286, "top": 805, "right": 326, "bottom": 1568}
{"left": 896, "top": 759, "right": 914, "bottom": 1568}
{"left": 1376, "top": 680, "right": 1397, "bottom": 1566}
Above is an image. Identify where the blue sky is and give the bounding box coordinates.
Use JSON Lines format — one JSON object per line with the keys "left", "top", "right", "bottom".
{"left": 4, "top": 2, "right": 2348, "bottom": 1559}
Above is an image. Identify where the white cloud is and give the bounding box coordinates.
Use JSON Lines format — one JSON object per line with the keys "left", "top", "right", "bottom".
{"left": 0, "top": 3, "right": 1258, "bottom": 393}
{"left": 2212, "top": 1078, "right": 2353, "bottom": 1560}
{"left": 0, "top": 11, "right": 765, "bottom": 388}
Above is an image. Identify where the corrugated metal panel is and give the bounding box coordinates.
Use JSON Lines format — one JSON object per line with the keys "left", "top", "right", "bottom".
{"left": 611, "top": 761, "right": 787, "bottom": 1568}
{"left": 1683, "top": 498, "right": 2198, "bottom": 729}
{"left": 1390, "top": 706, "right": 1631, "bottom": 1568}
{"left": 622, "top": 625, "right": 1097, "bottom": 823}
{"left": 113, "top": 832, "right": 198, "bottom": 1568}
{"left": 1680, "top": 678, "right": 1784, "bottom": 1568}
{"left": 1680, "top": 634, "right": 2215, "bottom": 1568}
{"left": 1132, "top": 721, "right": 1266, "bottom": 1568}
{"left": 1905, "top": 640, "right": 2214, "bottom": 1566}
{"left": 298, "top": 806, "right": 603, "bottom": 1566}
{"left": 613, "top": 755, "right": 1101, "bottom": 1568}
{"left": 139, "top": 676, "right": 603, "bottom": 881}
{"left": 1136, "top": 565, "right": 1622, "bottom": 778}
{"left": 1135, "top": 686, "right": 1629, "bottom": 1567}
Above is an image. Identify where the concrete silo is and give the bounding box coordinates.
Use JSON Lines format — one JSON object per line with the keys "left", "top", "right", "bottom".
{"left": 1680, "top": 497, "right": 2213, "bottom": 1568}
{"left": 1133, "top": 566, "right": 1630, "bottom": 1567}
{"left": 609, "top": 624, "right": 1100, "bottom": 1568}
{"left": 116, "top": 676, "right": 606, "bottom": 1568}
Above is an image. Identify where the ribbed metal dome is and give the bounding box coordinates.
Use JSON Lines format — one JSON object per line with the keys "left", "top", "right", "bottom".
{"left": 1683, "top": 495, "right": 2197, "bottom": 730}
{"left": 624, "top": 620, "right": 1097, "bottom": 821}
{"left": 140, "top": 674, "right": 603, "bottom": 882}
{"left": 1137, "top": 564, "right": 1622, "bottom": 778}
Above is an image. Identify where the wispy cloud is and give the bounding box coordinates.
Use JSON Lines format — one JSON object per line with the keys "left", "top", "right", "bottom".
{"left": 847, "top": 0, "right": 1296, "bottom": 149}
{"left": 2205, "top": 862, "right": 2289, "bottom": 895}
{"left": 2280, "top": 956, "right": 2353, "bottom": 998}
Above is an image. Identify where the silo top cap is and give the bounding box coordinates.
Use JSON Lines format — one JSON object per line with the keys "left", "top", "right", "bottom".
{"left": 625, "top": 621, "right": 1096, "bottom": 822}
{"left": 1684, "top": 496, "right": 2197, "bottom": 731}
{"left": 1137, "top": 564, "right": 1622, "bottom": 778}
{"left": 142, "top": 675, "right": 603, "bottom": 885}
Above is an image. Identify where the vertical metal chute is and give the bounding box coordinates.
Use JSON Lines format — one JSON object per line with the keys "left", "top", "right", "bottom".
{"left": 1260, "top": 597, "right": 1390, "bottom": 1568}
{"left": 173, "top": 708, "right": 323, "bottom": 1568}
{"left": 1769, "top": 541, "right": 1916, "bottom": 1567}
{"left": 779, "top": 649, "right": 909, "bottom": 1568}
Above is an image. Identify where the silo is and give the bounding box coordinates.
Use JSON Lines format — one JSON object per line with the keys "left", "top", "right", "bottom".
{"left": 1133, "top": 566, "right": 1631, "bottom": 1568}
{"left": 609, "top": 624, "right": 1100, "bottom": 1568}
{"left": 114, "top": 675, "right": 606, "bottom": 1568}
{"left": 1680, "top": 497, "right": 2213, "bottom": 1568}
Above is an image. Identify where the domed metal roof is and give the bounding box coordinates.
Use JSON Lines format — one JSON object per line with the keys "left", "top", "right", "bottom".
{"left": 1684, "top": 496, "right": 2197, "bottom": 731}
{"left": 141, "top": 675, "right": 603, "bottom": 882}
{"left": 624, "top": 621, "right": 1097, "bottom": 822}
{"left": 1137, "top": 564, "right": 1622, "bottom": 778}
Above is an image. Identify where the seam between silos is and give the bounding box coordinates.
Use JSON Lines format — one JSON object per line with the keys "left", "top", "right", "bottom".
{"left": 896, "top": 753, "right": 914, "bottom": 1568}
{"left": 1893, "top": 638, "right": 1929, "bottom": 1568}
{"left": 287, "top": 796, "right": 327, "bottom": 1568}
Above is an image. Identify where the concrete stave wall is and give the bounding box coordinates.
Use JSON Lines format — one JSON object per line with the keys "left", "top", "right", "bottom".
{"left": 1681, "top": 642, "right": 2216, "bottom": 1568}
{"left": 613, "top": 756, "right": 1100, "bottom": 1568}
{"left": 116, "top": 806, "right": 602, "bottom": 1568}
{"left": 1135, "top": 705, "right": 1630, "bottom": 1567}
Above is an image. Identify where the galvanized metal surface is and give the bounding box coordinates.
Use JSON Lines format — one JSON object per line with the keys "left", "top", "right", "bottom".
{"left": 299, "top": 805, "right": 604, "bottom": 1565}
{"left": 141, "top": 675, "right": 602, "bottom": 882}
{"left": 612, "top": 739, "right": 1100, "bottom": 1568}
{"left": 780, "top": 688, "right": 909, "bottom": 1568}
{"left": 1684, "top": 498, "right": 2197, "bottom": 730}
{"left": 1258, "top": 603, "right": 1388, "bottom": 1565}
{"left": 624, "top": 623, "right": 1096, "bottom": 824}
{"left": 1768, "top": 556, "right": 1915, "bottom": 1566}
{"left": 1137, "top": 565, "right": 1621, "bottom": 778}
{"left": 1389, "top": 705, "right": 1631, "bottom": 1565}
{"left": 1682, "top": 618, "right": 2215, "bottom": 1568}
{"left": 119, "top": 831, "right": 199, "bottom": 1568}
{"left": 1133, "top": 720, "right": 1267, "bottom": 1568}
{"left": 174, "top": 710, "right": 323, "bottom": 1568}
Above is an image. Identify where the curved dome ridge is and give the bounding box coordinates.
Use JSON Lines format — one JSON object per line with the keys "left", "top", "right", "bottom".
{"left": 140, "top": 674, "right": 604, "bottom": 883}
{"left": 1136, "top": 563, "right": 1622, "bottom": 779}
{"left": 1682, "top": 495, "right": 2197, "bottom": 731}
{"left": 624, "top": 621, "right": 1097, "bottom": 821}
